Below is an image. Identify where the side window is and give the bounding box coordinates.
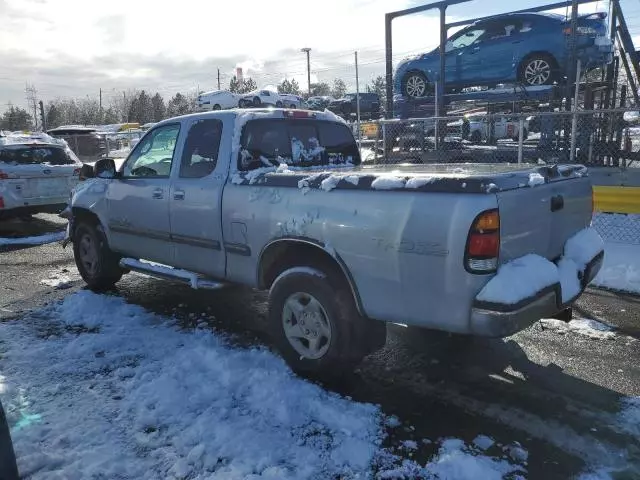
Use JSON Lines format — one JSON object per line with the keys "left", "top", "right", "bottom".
{"left": 446, "top": 28, "right": 486, "bottom": 52}
{"left": 179, "top": 119, "right": 223, "bottom": 178}
{"left": 123, "top": 124, "right": 180, "bottom": 177}
{"left": 317, "top": 122, "right": 361, "bottom": 165}
{"left": 239, "top": 120, "right": 290, "bottom": 171}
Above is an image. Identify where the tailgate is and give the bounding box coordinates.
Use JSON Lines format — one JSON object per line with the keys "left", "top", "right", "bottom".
{"left": 9, "top": 164, "right": 78, "bottom": 198}
{"left": 497, "top": 175, "right": 593, "bottom": 264}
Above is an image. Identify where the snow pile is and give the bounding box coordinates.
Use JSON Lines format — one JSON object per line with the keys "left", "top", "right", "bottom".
{"left": 477, "top": 227, "right": 604, "bottom": 305}
{"left": 593, "top": 242, "right": 640, "bottom": 294}
{"left": 477, "top": 254, "right": 559, "bottom": 304}
{"left": 0, "top": 291, "right": 384, "bottom": 479}
{"left": 540, "top": 318, "right": 616, "bottom": 340}
{"left": 617, "top": 396, "right": 640, "bottom": 437}
{"left": 0, "top": 231, "right": 65, "bottom": 247}
{"left": 371, "top": 176, "right": 405, "bottom": 190}
{"left": 378, "top": 438, "right": 526, "bottom": 479}
{"left": 405, "top": 177, "right": 436, "bottom": 189}
{"left": 320, "top": 174, "right": 344, "bottom": 192}
{"left": 40, "top": 273, "right": 74, "bottom": 289}
{"left": 528, "top": 172, "right": 546, "bottom": 187}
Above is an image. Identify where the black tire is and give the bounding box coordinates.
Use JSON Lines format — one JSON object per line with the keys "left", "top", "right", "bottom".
{"left": 522, "top": 128, "right": 529, "bottom": 141}
{"left": 0, "top": 400, "right": 19, "bottom": 480}
{"left": 518, "top": 54, "right": 557, "bottom": 87}
{"left": 470, "top": 130, "right": 482, "bottom": 144}
{"left": 402, "top": 71, "right": 430, "bottom": 99}
{"left": 276, "top": 101, "right": 283, "bottom": 108}
{"left": 268, "top": 267, "right": 385, "bottom": 377}
{"left": 212, "top": 104, "right": 221, "bottom": 110}
{"left": 73, "top": 222, "right": 123, "bottom": 291}
{"left": 252, "top": 97, "right": 261, "bottom": 107}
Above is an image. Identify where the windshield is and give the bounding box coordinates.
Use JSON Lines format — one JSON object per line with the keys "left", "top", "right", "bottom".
{"left": 0, "top": 146, "right": 76, "bottom": 165}
{"left": 445, "top": 27, "right": 486, "bottom": 52}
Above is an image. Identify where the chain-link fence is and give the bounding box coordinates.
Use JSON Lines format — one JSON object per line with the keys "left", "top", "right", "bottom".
{"left": 353, "top": 108, "right": 640, "bottom": 170}
{"left": 592, "top": 213, "right": 640, "bottom": 245}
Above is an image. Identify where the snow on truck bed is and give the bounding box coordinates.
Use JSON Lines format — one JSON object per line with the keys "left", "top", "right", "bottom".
{"left": 0, "top": 291, "right": 530, "bottom": 479}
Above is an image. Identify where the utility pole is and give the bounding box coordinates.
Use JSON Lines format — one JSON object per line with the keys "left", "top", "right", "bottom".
{"left": 39, "top": 100, "right": 46, "bottom": 131}
{"left": 355, "top": 51, "right": 361, "bottom": 145}
{"left": 217, "top": 68, "right": 221, "bottom": 90}
{"left": 25, "top": 83, "right": 38, "bottom": 130}
{"left": 301, "top": 47, "right": 312, "bottom": 96}
{"left": 99, "top": 88, "right": 103, "bottom": 121}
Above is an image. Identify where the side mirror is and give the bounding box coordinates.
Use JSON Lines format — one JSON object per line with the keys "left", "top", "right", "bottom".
{"left": 94, "top": 158, "right": 117, "bottom": 179}
{"left": 79, "top": 163, "right": 95, "bottom": 181}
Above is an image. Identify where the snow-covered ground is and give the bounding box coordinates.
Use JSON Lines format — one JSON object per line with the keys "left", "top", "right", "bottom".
{"left": 593, "top": 242, "right": 640, "bottom": 294}
{"left": 0, "top": 231, "right": 65, "bottom": 247}
{"left": 0, "top": 291, "right": 530, "bottom": 479}
{"left": 540, "top": 318, "right": 616, "bottom": 340}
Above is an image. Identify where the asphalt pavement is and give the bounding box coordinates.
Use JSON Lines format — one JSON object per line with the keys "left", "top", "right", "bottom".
{"left": 1, "top": 214, "right": 639, "bottom": 479}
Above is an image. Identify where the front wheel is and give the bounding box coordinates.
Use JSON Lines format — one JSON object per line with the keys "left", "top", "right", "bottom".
{"left": 73, "top": 222, "right": 123, "bottom": 291}
{"left": 402, "top": 71, "right": 429, "bottom": 99}
{"left": 212, "top": 104, "right": 221, "bottom": 110}
{"left": 268, "top": 267, "right": 385, "bottom": 377}
{"left": 252, "top": 97, "right": 261, "bottom": 107}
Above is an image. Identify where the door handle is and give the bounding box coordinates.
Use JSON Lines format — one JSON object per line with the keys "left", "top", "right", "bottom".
{"left": 174, "top": 189, "right": 185, "bottom": 200}
{"left": 152, "top": 188, "right": 164, "bottom": 199}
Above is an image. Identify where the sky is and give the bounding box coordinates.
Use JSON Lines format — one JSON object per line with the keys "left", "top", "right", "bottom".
{"left": 1, "top": 0, "right": 640, "bottom": 112}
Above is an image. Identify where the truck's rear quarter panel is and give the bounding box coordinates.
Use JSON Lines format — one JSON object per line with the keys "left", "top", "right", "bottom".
{"left": 222, "top": 184, "right": 496, "bottom": 332}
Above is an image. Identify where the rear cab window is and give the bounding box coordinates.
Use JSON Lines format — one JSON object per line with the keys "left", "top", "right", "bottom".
{"left": 0, "top": 146, "right": 77, "bottom": 166}
{"left": 238, "top": 119, "right": 360, "bottom": 171}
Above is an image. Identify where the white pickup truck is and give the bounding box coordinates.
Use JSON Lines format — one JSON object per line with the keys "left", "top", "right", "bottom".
{"left": 64, "top": 108, "right": 604, "bottom": 376}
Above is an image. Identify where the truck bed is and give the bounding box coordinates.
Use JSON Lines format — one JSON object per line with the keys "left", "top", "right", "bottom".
{"left": 231, "top": 162, "right": 588, "bottom": 195}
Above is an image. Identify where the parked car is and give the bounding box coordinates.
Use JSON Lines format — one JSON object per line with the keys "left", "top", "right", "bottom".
{"left": 307, "top": 96, "right": 334, "bottom": 111}
{"left": 328, "top": 93, "right": 381, "bottom": 120}
{"left": 394, "top": 12, "right": 614, "bottom": 98}
{"left": 66, "top": 108, "right": 603, "bottom": 376}
{"left": 197, "top": 90, "right": 239, "bottom": 110}
{"left": 279, "top": 94, "right": 305, "bottom": 109}
{"left": 448, "top": 111, "right": 529, "bottom": 143}
{"left": 0, "top": 131, "right": 81, "bottom": 220}
{"left": 47, "top": 126, "right": 108, "bottom": 162}
{"left": 238, "top": 89, "right": 283, "bottom": 108}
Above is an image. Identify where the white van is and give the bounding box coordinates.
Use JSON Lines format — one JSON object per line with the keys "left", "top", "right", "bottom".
{"left": 197, "top": 90, "right": 239, "bottom": 111}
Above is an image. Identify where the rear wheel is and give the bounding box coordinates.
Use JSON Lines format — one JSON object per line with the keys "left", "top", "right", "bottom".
{"left": 402, "top": 71, "right": 429, "bottom": 99}
{"left": 252, "top": 97, "right": 261, "bottom": 107}
{"left": 73, "top": 222, "right": 123, "bottom": 291}
{"left": 268, "top": 267, "right": 385, "bottom": 377}
{"left": 519, "top": 54, "right": 556, "bottom": 86}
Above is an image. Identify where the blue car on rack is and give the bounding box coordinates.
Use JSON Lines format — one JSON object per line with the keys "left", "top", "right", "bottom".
{"left": 394, "top": 12, "right": 614, "bottom": 99}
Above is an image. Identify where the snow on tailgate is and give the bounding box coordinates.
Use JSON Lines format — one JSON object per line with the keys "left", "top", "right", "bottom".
{"left": 0, "top": 291, "right": 530, "bottom": 479}
{"left": 477, "top": 227, "right": 604, "bottom": 305}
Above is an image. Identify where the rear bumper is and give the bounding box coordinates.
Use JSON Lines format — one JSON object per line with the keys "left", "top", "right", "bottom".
{"left": 470, "top": 251, "right": 604, "bottom": 337}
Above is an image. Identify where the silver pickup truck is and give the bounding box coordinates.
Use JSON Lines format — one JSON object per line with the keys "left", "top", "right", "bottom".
{"left": 64, "top": 108, "right": 604, "bottom": 375}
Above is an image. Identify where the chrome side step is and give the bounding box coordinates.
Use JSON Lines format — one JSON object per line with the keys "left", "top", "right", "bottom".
{"left": 119, "top": 258, "right": 226, "bottom": 290}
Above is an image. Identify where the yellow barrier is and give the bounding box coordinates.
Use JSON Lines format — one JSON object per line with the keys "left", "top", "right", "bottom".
{"left": 360, "top": 123, "right": 379, "bottom": 138}
{"left": 593, "top": 186, "right": 640, "bottom": 214}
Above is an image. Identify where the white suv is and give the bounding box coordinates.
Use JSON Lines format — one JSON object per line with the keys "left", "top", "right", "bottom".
{"left": 0, "top": 131, "right": 82, "bottom": 220}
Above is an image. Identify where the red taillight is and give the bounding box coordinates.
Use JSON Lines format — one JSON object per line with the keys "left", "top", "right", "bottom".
{"left": 468, "top": 232, "right": 500, "bottom": 257}
{"left": 0, "top": 171, "right": 8, "bottom": 180}
{"left": 0, "top": 197, "right": 4, "bottom": 209}
{"left": 465, "top": 209, "right": 500, "bottom": 273}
